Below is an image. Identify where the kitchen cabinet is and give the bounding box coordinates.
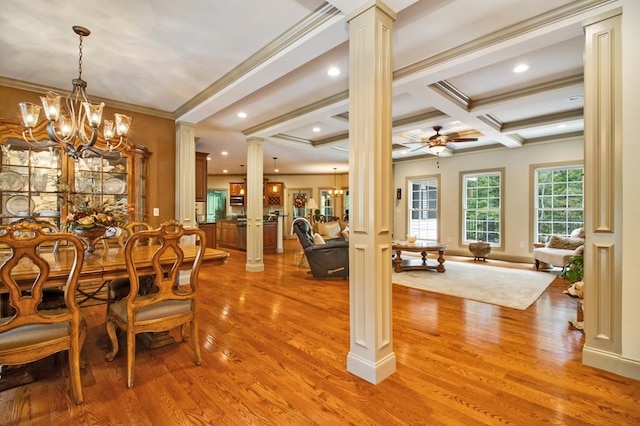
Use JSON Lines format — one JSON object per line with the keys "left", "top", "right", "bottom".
{"left": 0, "top": 119, "right": 151, "bottom": 227}
{"left": 264, "top": 181, "right": 283, "bottom": 206}
{"left": 229, "top": 182, "right": 245, "bottom": 196}
{"left": 215, "top": 219, "right": 277, "bottom": 252}
{"left": 263, "top": 221, "right": 277, "bottom": 252}
{"left": 195, "top": 152, "right": 208, "bottom": 202}
{"left": 216, "top": 220, "right": 239, "bottom": 249}
{"left": 198, "top": 222, "right": 216, "bottom": 248}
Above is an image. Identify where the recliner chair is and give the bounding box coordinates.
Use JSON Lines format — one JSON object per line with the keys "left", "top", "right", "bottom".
{"left": 292, "top": 219, "right": 349, "bottom": 279}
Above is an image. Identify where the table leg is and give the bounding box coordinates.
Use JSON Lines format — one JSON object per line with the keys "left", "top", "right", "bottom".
{"left": 436, "top": 249, "right": 446, "bottom": 273}
{"left": 0, "top": 364, "right": 35, "bottom": 391}
{"left": 139, "top": 331, "right": 176, "bottom": 349}
{"left": 394, "top": 249, "right": 404, "bottom": 272}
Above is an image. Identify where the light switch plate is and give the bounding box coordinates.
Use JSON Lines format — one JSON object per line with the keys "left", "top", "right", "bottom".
{"left": 153, "top": 208, "right": 159, "bottom": 216}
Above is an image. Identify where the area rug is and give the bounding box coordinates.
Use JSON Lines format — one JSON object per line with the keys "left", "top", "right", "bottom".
{"left": 392, "top": 261, "right": 557, "bottom": 310}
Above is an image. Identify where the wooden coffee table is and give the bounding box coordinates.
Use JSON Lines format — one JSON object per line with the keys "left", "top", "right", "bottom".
{"left": 392, "top": 240, "right": 447, "bottom": 273}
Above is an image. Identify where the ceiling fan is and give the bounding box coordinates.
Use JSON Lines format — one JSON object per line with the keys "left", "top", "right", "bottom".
{"left": 410, "top": 126, "right": 479, "bottom": 155}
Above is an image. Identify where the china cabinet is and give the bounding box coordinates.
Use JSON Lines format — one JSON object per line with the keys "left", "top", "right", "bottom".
{"left": 0, "top": 119, "right": 151, "bottom": 227}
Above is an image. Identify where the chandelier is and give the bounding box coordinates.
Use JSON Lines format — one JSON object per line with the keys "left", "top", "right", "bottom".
{"left": 328, "top": 167, "right": 343, "bottom": 198}
{"left": 18, "top": 26, "right": 131, "bottom": 160}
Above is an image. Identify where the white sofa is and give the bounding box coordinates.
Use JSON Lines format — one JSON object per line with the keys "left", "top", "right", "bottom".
{"left": 533, "top": 228, "right": 585, "bottom": 270}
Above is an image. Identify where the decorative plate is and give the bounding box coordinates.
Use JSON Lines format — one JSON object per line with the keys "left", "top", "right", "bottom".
{"left": 6, "top": 195, "right": 35, "bottom": 216}
{"left": 104, "top": 177, "right": 126, "bottom": 194}
{"left": 0, "top": 170, "right": 24, "bottom": 191}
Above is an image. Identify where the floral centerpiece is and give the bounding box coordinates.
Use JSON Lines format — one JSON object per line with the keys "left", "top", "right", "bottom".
{"left": 66, "top": 197, "right": 131, "bottom": 231}
{"left": 58, "top": 181, "right": 132, "bottom": 252}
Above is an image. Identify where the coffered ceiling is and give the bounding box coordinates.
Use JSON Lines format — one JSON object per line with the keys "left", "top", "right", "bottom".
{"left": 0, "top": 1, "right": 619, "bottom": 175}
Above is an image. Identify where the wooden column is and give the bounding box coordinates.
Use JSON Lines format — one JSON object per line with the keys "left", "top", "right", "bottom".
{"left": 246, "top": 137, "right": 264, "bottom": 272}
{"left": 346, "top": 2, "right": 396, "bottom": 384}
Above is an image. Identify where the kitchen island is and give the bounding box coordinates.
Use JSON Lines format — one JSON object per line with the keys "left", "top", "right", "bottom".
{"left": 216, "top": 219, "right": 277, "bottom": 253}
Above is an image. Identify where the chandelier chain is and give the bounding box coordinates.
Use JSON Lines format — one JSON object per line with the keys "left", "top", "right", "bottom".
{"left": 77, "top": 33, "right": 83, "bottom": 79}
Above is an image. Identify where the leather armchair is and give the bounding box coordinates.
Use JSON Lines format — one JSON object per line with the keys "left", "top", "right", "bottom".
{"left": 292, "top": 219, "right": 349, "bottom": 279}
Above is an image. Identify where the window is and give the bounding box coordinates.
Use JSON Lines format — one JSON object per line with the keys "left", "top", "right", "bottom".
{"left": 320, "top": 189, "right": 334, "bottom": 220}
{"left": 534, "top": 165, "right": 584, "bottom": 242}
{"left": 407, "top": 177, "right": 439, "bottom": 240}
{"left": 462, "top": 170, "right": 502, "bottom": 246}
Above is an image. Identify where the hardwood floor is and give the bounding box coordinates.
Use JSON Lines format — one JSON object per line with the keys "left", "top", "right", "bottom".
{"left": 2, "top": 240, "right": 639, "bottom": 425}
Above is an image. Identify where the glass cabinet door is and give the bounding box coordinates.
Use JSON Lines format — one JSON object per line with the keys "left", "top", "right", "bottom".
{"left": 73, "top": 153, "right": 129, "bottom": 208}
{"left": 1, "top": 142, "right": 61, "bottom": 226}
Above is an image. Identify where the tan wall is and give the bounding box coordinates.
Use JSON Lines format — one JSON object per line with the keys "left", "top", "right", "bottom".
{"left": 393, "top": 137, "right": 584, "bottom": 262}
{"left": 0, "top": 85, "right": 176, "bottom": 228}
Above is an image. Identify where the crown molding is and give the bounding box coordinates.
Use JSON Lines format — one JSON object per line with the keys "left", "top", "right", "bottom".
{"left": 174, "top": 3, "right": 343, "bottom": 119}
{"left": 393, "top": 0, "right": 615, "bottom": 81}
{"left": 0, "top": 76, "right": 173, "bottom": 119}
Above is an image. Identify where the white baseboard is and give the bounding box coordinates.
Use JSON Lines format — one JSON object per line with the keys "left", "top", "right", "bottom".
{"left": 583, "top": 346, "right": 640, "bottom": 381}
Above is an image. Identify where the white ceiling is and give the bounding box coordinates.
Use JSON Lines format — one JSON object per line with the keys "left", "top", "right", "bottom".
{"left": 0, "top": 0, "right": 619, "bottom": 175}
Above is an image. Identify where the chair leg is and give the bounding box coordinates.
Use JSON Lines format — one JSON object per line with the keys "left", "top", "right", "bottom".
{"left": 191, "top": 320, "right": 202, "bottom": 366}
{"left": 104, "top": 319, "right": 119, "bottom": 362}
{"left": 127, "top": 329, "right": 136, "bottom": 388}
{"left": 535, "top": 259, "right": 540, "bottom": 270}
{"left": 68, "top": 336, "right": 84, "bottom": 404}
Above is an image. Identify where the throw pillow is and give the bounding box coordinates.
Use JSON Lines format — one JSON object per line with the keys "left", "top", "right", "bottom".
{"left": 547, "top": 235, "right": 584, "bottom": 250}
{"left": 313, "top": 233, "right": 326, "bottom": 245}
{"left": 317, "top": 221, "right": 341, "bottom": 237}
{"left": 341, "top": 226, "right": 349, "bottom": 241}
{"left": 571, "top": 227, "right": 586, "bottom": 239}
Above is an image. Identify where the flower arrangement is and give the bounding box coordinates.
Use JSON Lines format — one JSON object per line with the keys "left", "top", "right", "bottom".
{"left": 58, "top": 181, "right": 131, "bottom": 230}
{"left": 67, "top": 197, "right": 131, "bottom": 230}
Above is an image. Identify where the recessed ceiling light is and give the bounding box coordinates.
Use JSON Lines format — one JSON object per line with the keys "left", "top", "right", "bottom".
{"left": 312, "top": 127, "right": 320, "bottom": 132}
{"left": 237, "top": 112, "right": 247, "bottom": 118}
{"left": 222, "top": 169, "right": 228, "bottom": 173}
{"left": 327, "top": 67, "right": 340, "bottom": 77}
{"left": 221, "top": 151, "right": 228, "bottom": 156}
{"left": 206, "top": 156, "right": 211, "bottom": 161}
{"left": 513, "top": 64, "right": 529, "bottom": 73}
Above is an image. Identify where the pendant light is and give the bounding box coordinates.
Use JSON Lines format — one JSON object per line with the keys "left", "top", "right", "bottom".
{"left": 240, "top": 165, "right": 245, "bottom": 195}
{"left": 272, "top": 157, "right": 279, "bottom": 192}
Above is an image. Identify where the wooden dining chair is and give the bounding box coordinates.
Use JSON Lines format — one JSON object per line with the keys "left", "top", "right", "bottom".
{"left": 104, "top": 220, "right": 206, "bottom": 387}
{"left": 0, "top": 222, "right": 86, "bottom": 404}
{"left": 107, "top": 221, "right": 154, "bottom": 302}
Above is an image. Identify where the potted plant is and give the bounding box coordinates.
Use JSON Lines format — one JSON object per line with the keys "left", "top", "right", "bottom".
{"left": 313, "top": 209, "right": 322, "bottom": 222}
{"left": 560, "top": 254, "right": 584, "bottom": 283}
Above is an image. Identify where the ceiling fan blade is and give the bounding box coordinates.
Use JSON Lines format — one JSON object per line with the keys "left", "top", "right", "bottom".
{"left": 410, "top": 144, "right": 430, "bottom": 152}
{"left": 448, "top": 137, "right": 478, "bottom": 142}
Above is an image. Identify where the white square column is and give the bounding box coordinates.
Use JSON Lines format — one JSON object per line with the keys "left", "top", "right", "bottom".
{"left": 246, "top": 137, "right": 265, "bottom": 272}
{"left": 346, "top": 2, "right": 397, "bottom": 384}
{"left": 175, "top": 121, "right": 197, "bottom": 228}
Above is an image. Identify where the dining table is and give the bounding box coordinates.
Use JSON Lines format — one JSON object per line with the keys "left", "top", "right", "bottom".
{"left": 0, "top": 243, "right": 230, "bottom": 391}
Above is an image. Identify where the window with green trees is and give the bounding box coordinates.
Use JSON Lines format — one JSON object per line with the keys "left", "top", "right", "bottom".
{"left": 462, "top": 170, "right": 502, "bottom": 245}
{"left": 535, "top": 165, "right": 584, "bottom": 243}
